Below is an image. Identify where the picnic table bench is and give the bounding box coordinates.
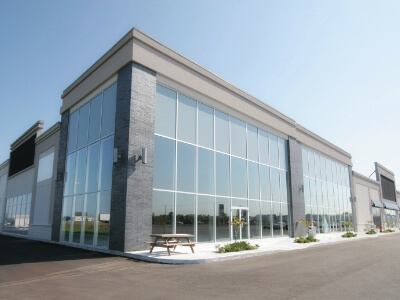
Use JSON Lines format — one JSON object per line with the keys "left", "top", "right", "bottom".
{"left": 145, "top": 234, "right": 195, "bottom": 256}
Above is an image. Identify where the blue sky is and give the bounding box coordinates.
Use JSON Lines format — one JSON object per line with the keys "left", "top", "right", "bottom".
{"left": 1, "top": 0, "right": 399, "bottom": 180}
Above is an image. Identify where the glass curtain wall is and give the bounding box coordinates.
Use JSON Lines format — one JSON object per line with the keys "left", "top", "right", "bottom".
{"left": 3, "top": 193, "right": 32, "bottom": 235}
{"left": 153, "top": 84, "right": 291, "bottom": 243}
{"left": 384, "top": 209, "right": 397, "bottom": 229}
{"left": 302, "top": 148, "right": 352, "bottom": 233}
{"left": 60, "top": 82, "right": 116, "bottom": 248}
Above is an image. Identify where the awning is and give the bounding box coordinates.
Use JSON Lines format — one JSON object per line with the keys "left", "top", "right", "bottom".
{"left": 371, "top": 199, "right": 383, "bottom": 208}
{"left": 383, "top": 202, "right": 399, "bottom": 210}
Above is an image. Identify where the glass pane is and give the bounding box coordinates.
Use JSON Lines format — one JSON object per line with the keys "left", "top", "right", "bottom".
{"left": 215, "top": 110, "right": 229, "bottom": 153}
{"left": 315, "top": 155, "right": 321, "bottom": 180}
{"left": 260, "top": 165, "right": 271, "bottom": 201}
{"left": 302, "top": 148, "right": 308, "bottom": 176}
{"left": 316, "top": 181, "right": 323, "bottom": 207}
{"left": 308, "top": 151, "right": 315, "bottom": 178}
{"left": 197, "top": 195, "right": 215, "bottom": 242}
{"left": 241, "top": 209, "right": 249, "bottom": 240}
{"left": 273, "top": 202, "right": 281, "bottom": 237}
{"left": 248, "top": 162, "right": 259, "bottom": 200}
{"left": 332, "top": 162, "right": 337, "bottom": 185}
{"left": 304, "top": 177, "right": 311, "bottom": 206}
{"left": 269, "top": 135, "right": 279, "bottom": 168}
{"left": 232, "top": 199, "right": 248, "bottom": 207}
{"left": 322, "top": 182, "right": 328, "bottom": 208}
{"left": 85, "top": 142, "right": 100, "bottom": 193}
{"left": 259, "top": 130, "right": 269, "bottom": 165}
{"left": 83, "top": 193, "right": 97, "bottom": 245}
{"left": 310, "top": 179, "right": 317, "bottom": 206}
{"left": 280, "top": 171, "right": 288, "bottom": 203}
{"left": 230, "top": 117, "right": 246, "bottom": 158}
{"left": 101, "top": 83, "right": 117, "bottom": 138}
{"left": 64, "top": 153, "right": 76, "bottom": 197}
{"left": 98, "top": 136, "right": 114, "bottom": 191}
{"left": 198, "top": 148, "right": 214, "bottom": 195}
{"left": 61, "top": 197, "right": 73, "bottom": 242}
{"left": 216, "top": 152, "right": 230, "bottom": 196}
{"left": 155, "top": 84, "right": 177, "bottom": 138}
{"left": 77, "top": 103, "right": 89, "bottom": 149}
{"left": 278, "top": 138, "right": 288, "bottom": 170}
{"left": 153, "top": 136, "right": 175, "bottom": 190}
{"left": 72, "top": 195, "right": 84, "bottom": 243}
{"left": 216, "top": 197, "right": 230, "bottom": 242}
{"left": 326, "top": 159, "right": 333, "bottom": 183}
{"left": 97, "top": 190, "right": 111, "bottom": 247}
{"left": 231, "top": 157, "right": 247, "bottom": 198}
{"left": 176, "top": 193, "right": 195, "bottom": 236}
{"left": 198, "top": 103, "right": 214, "bottom": 149}
{"left": 271, "top": 168, "right": 280, "bottom": 202}
{"left": 67, "top": 111, "right": 79, "bottom": 153}
{"left": 320, "top": 157, "right": 326, "bottom": 182}
{"left": 88, "top": 94, "right": 102, "bottom": 144}
{"left": 247, "top": 125, "right": 258, "bottom": 161}
{"left": 152, "top": 190, "right": 174, "bottom": 234}
{"left": 177, "top": 94, "right": 196, "bottom": 144}
{"left": 75, "top": 148, "right": 87, "bottom": 195}
{"left": 261, "top": 201, "right": 272, "bottom": 238}
{"left": 249, "top": 200, "right": 261, "bottom": 239}
{"left": 177, "top": 142, "right": 196, "bottom": 192}
{"left": 282, "top": 203, "right": 289, "bottom": 237}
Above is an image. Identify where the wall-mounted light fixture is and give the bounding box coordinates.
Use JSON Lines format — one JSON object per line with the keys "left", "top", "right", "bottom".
{"left": 299, "top": 185, "right": 304, "bottom": 193}
{"left": 135, "top": 147, "right": 147, "bottom": 164}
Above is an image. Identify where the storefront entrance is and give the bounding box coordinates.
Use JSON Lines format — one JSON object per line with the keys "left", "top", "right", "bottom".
{"left": 231, "top": 207, "right": 248, "bottom": 241}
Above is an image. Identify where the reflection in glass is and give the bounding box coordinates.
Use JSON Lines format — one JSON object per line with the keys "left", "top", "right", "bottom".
{"left": 247, "top": 125, "right": 258, "bottom": 161}
{"left": 216, "top": 152, "right": 230, "bottom": 196}
{"left": 67, "top": 111, "right": 79, "bottom": 153}
{"left": 273, "top": 202, "right": 281, "bottom": 237}
{"left": 61, "top": 196, "right": 72, "bottom": 242}
{"left": 261, "top": 201, "right": 271, "bottom": 238}
{"left": 97, "top": 190, "right": 111, "bottom": 247}
{"left": 155, "top": 85, "right": 176, "bottom": 138}
{"left": 269, "top": 135, "right": 279, "bottom": 168}
{"left": 153, "top": 136, "right": 175, "bottom": 190}
{"left": 314, "top": 154, "right": 321, "bottom": 180}
{"left": 308, "top": 151, "right": 315, "bottom": 178}
{"left": 64, "top": 153, "right": 76, "bottom": 197}
{"left": 99, "top": 136, "right": 114, "bottom": 191}
{"left": 278, "top": 138, "right": 288, "bottom": 170}
{"left": 259, "top": 130, "right": 269, "bottom": 165}
{"left": 177, "top": 142, "right": 195, "bottom": 192}
{"left": 88, "top": 94, "right": 102, "bottom": 144}
{"left": 197, "top": 195, "right": 214, "bottom": 242}
{"left": 282, "top": 203, "right": 289, "bottom": 236}
{"left": 260, "top": 165, "right": 271, "bottom": 201}
{"left": 270, "top": 168, "right": 280, "bottom": 202}
{"left": 152, "top": 190, "right": 173, "bottom": 234}
{"left": 303, "top": 177, "right": 310, "bottom": 206}
{"left": 198, "top": 148, "right": 214, "bottom": 195}
{"left": 230, "top": 117, "right": 246, "bottom": 158}
{"left": 249, "top": 200, "right": 261, "bottom": 239}
{"left": 101, "top": 83, "right": 117, "bottom": 138}
{"left": 248, "top": 162, "right": 259, "bottom": 200}
{"left": 215, "top": 110, "right": 229, "bottom": 153}
{"left": 216, "top": 197, "right": 230, "bottom": 241}
{"left": 85, "top": 142, "right": 100, "bottom": 193}
{"left": 176, "top": 193, "right": 195, "bottom": 236}
{"left": 198, "top": 103, "right": 214, "bottom": 149}
{"left": 72, "top": 195, "right": 84, "bottom": 243}
{"left": 178, "top": 94, "right": 196, "bottom": 143}
{"left": 84, "top": 193, "right": 97, "bottom": 245}
{"left": 231, "top": 157, "right": 247, "bottom": 198}
{"left": 77, "top": 103, "right": 89, "bottom": 149}
{"left": 280, "top": 171, "right": 288, "bottom": 203}
{"left": 75, "top": 148, "right": 87, "bottom": 195}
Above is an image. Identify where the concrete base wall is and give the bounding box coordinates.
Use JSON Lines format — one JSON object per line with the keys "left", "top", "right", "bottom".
{"left": 29, "top": 225, "right": 52, "bottom": 240}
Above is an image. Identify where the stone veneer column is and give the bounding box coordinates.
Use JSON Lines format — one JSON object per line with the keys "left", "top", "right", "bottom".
{"left": 51, "top": 111, "right": 69, "bottom": 241}
{"left": 288, "top": 137, "right": 306, "bottom": 237}
{"left": 348, "top": 166, "right": 358, "bottom": 231}
{"left": 109, "top": 62, "right": 156, "bottom": 252}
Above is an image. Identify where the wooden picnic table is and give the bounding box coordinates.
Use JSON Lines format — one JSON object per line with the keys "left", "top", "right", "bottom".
{"left": 145, "top": 234, "right": 195, "bottom": 256}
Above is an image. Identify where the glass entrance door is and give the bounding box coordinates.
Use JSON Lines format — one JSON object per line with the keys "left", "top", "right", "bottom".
{"left": 231, "top": 207, "right": 248, "bottom": 241}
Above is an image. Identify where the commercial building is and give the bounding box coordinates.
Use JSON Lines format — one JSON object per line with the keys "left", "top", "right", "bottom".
{"left": 0, "top": 28, "right": 398, "bottom": 254}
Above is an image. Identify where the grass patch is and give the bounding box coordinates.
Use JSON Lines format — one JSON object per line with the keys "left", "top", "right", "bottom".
{"left": 216, "top": 241, "right": 259, "bottom": 253}
{"left": 366, "top": 230, "right": 377, "bottom": 235}
{"left": 383, "top": 229, "right": 395, "bottom": 233}
{"left": 342, "top": 232, "right": 357, "bottom": 238}
{"left": 294, "top": 236, "right": 319, "bottom": 243}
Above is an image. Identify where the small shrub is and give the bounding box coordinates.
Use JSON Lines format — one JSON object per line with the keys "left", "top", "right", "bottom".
{"left": 366, "top": 230, "right": 377, "bottom": 235}
{"left": 294, "top": 236, "right": 319, "bottom": 243}
{"left": 383, "top": 229, "right": 395, "bottom": 233}
{"left": 342, "top": 232, "right": 357, "bottom": 238}
{"left": 216, "top": 241, "right": 259, "bottom": 253}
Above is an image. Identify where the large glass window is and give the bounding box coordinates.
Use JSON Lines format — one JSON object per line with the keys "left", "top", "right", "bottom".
{"left": 3, "top": 193, "right": 32, "bottom": 235}
{"left": 153, "top": 84, "right": 290, "bottom": 242}
{"left": 302, "top": 147, "right": 352, "bottom": 233}
{"left": 60, "top": 82, "right": 116, "bottom": 248}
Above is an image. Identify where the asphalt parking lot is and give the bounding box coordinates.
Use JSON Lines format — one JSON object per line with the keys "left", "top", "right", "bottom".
{"left": 1, "top": 233, "right": 400, "bottom": 299}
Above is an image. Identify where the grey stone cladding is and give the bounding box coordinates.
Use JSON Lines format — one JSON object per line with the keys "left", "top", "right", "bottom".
{"left": 51, "top": 111, "right": 69, "bottom": 242}
{"left": 109, "top": 62, "right": 156, "bottom": 252}
{"left": 288, "top": 137, "right": 306, "bottom": 238}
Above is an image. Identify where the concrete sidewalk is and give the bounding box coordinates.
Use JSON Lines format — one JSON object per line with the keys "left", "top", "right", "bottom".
{"left": 125, "top": 231, "right": 398, "bottom": 264}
